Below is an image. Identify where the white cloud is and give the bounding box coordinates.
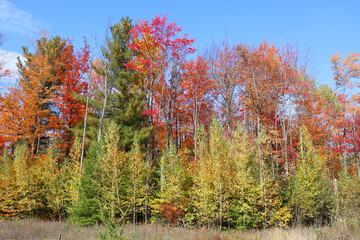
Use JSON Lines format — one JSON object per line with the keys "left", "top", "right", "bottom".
{"left": 0, "top": 49, "right": 23, "bottom": 72}
{"left": 0, "top": 49, "right": 23, "bottom": 89}
{"left": 0, "top": 0, "right": 40, "bottom": 34}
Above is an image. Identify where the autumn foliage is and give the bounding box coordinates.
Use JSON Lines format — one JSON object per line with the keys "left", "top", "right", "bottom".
{"left": 0, "top": 15, "right": 360, "bottom": 231}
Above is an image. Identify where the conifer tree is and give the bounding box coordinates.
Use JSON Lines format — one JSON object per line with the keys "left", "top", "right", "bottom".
{"left": 70, "top": 138, "right": 102, "bottom": 225}
{"left": 99, "top": 17, "right": 148, "bottom": 150}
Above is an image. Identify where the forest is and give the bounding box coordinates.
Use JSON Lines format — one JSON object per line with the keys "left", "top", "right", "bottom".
{"left": 0, "top": 14, "right": 360, "bottom": 233}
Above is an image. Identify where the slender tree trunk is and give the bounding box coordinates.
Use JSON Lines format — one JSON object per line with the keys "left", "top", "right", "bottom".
{"left": 160, "top": 160, "right": 164, "bottom": 192}
{"left": 282, "top": 114, "right": 289, "bottom": 177}
{"left": 146, "top": 73, "right": 155, "bottom": 166}
{"left": 353, "top": 110, "right": 360, "bottom": 177}
{"left": 167, "top": 92, "right": 173, "bottom": 147}
{"left": 257, "top": 114, "right": 264, "bottom": 186}
{"left": 133, "top": 182, "right": 136, "bottom": 226}
{"left": 334, "top": 178, "right": 339, "bottom": 218}
{"left": 343, "top": 128, "right": 347, "bottom": 175}
{"left": 217, "top": 151, "right": 223, "bottom": 230}
{"left": 289, "top": 95, "right": 293, "bottom": 168}
{"left": 33, "top": 70, "right": 42, "bottom": 157}
{"left": 98, "top": 62, "right": 108, "bottom": 143}
{"left": 299, "top": 115, "right": 303, "bottom": 157}
{"left": 275, "top": 115, "right": 279, "bottom": 176}
{"left": 77, "top": 66, "right": 91, "bottom": 202}
{"left": 175, "top": 112, "right": 179, "bottom": 152}
{"left": 79, "top": 88, "right": 89, "bottom": 173}
{"left": 193, "top": 99, "right": 199, "bottom": 161}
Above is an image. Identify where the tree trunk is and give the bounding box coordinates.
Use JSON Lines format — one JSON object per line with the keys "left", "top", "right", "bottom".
{"left": 98, "top": 62, "right": 108, "bottom": 143}
{"left": 353, "top": 109, "right": 360, "bottom": 178}
{"left": 282, "top": 114, "right": 289, "bottom": 177}
{"left": 77, "top": 66, "right": 91, "bottom": 202}
{"left": 133, "top": 183, "right": 136, "bottom": 226}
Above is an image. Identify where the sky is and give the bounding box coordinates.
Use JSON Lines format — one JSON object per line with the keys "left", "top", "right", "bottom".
{"left": 0, "top": 0, "right": 360, "bottom": 88}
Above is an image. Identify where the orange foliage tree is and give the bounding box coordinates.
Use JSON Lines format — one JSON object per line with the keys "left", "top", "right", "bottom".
{"left": 0, "top": 43, "right": 57, "bottom": 155}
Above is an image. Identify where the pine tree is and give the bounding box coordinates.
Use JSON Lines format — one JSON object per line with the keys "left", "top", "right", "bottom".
{"left": 99, "top": 17, "right": 149, "bottom": 150}
{"left": 70, "top": 137, "right": 102, "bottom": 225}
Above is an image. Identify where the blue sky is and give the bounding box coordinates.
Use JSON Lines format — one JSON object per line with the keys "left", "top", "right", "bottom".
{"left": 1, "top": 0, "right": 359, "bottom": 88}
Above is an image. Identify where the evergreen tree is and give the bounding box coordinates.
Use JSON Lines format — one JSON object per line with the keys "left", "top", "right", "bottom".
{"left": 99, "top": 17, "right": 149, "bottom": 150}
{"left": 70, "top": 138, "right": 102, "bottom": 225}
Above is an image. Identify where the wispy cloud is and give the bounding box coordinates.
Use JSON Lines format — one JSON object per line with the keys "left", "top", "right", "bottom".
{"left": 0, "top": 48, "right": 23, "bottom": 80}
{"left": 0, "top": 0, "right": 40, "bottom": 34}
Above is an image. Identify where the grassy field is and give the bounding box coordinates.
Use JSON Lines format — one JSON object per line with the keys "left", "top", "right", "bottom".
{"left": 0, "top": 219, "right": 359, "bottom": 240}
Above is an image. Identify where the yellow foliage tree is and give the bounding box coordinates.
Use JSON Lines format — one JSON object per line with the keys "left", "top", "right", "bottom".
{"left": 99, "top": 121, "right": 130, "bottom": 223}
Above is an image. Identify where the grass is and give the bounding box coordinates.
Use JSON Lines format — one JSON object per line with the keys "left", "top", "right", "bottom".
{"left": 0, "top": 218, "right": 359, "bottom": 239}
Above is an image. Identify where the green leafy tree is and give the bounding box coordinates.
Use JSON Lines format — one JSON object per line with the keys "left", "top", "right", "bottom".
{"left": 151, "top": 142, "right": 188, "bottom": 224}
{"left": 192, "top": 120, "right": 233, "bottom": 229}
{"left": 0, "top": 148, "right": 19, "bottom": 217}
{"left": 230, "top": 124, "right": 260, "bottom": 229}
{"left": 128, "top": 135, "right": 151, "bottom": 225}
{"left": 98, "top": 121, "right": 130, "bottom": 223}
{"left": 36, "top": 150, "right": 68, "bottom": 220}
{"left": 335, "top": 173, "right": 360, "bottom": 222}
{"left": 0, "top": 142, "right": 40, "bottom": 217}
{"left": 290, "top": 127, "right": 333, "bottom": 225}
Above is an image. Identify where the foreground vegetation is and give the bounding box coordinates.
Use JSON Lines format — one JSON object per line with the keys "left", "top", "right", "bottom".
{"left": 1, "top": 219, "right": 360, "bottom": 240}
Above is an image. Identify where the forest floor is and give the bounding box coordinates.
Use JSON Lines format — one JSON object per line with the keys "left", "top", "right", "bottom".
{"left": 0, "top": 218, "right": 359, "bottom": 240}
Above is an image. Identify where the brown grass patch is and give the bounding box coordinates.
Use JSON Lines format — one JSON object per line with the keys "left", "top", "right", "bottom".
{"left": 0, "top": 219, "right": 359, "bottom": 240}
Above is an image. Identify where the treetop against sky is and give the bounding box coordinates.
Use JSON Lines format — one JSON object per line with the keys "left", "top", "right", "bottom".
{"left": 0, "top": 0, "right": 359, "bottom": 87}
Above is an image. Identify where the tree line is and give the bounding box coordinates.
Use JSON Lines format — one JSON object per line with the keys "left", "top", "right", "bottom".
{"left": 0, "top": 15, "right": 359, "bottom": 230}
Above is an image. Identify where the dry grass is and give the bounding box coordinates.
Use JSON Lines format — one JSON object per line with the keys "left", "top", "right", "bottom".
{"left": 0, "top": 219, "right": 359, "bottom": 240}
{"left": 0, "top": 219, "right": 98, "bottom": 240}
